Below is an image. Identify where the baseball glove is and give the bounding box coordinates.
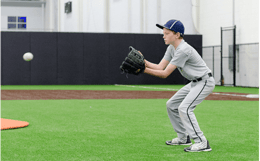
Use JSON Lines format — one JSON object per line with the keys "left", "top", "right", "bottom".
{"left": 120, "top": 46, "right": 145, "bottom": 75}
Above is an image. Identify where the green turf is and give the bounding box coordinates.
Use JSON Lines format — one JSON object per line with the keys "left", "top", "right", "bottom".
{"left": 1, "top": 85, "right": 259, "bottom": 94}
{"left": 1, "top": 99, "right": 258, "bottom": 161}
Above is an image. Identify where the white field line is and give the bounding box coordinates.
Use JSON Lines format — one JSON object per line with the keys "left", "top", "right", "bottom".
{"left": 212, "top": 93, "right": 247, "bottom": 97}
{"left": 115, "top": 84, "right": 259, "bottom": 98}
{"left": 212, "top": 93, "right": 259, "bottom": 98}
{"left": 114, "top": 84, "right": 179, "bottom": 91}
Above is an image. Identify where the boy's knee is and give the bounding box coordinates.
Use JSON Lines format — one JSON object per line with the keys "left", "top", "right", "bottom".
{"left": 166, "top": 100, "right": 173, "bottom": 109}
{"left": 178, "top": 106, "right": 187, "bottom": 115}
{"left": 166, "top": 100, "right": 180, "bottom": 111}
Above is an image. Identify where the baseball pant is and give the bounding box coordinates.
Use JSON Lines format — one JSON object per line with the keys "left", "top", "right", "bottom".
{"left": 166, "top": 76, "right": 215, "bottom": 143}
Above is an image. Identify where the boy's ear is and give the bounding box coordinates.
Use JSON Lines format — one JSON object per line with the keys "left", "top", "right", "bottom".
{"left": 175, "top": 32, "right": 180, "bottom": 38}
{"left": 176, "top": 32, "right": 182, "bottom": 39}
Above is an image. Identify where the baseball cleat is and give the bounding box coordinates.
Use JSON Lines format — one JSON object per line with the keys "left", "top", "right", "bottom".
{"left": 184, "top": 140, "right": 212, "bottom": 152}
{"left": 166, "top": 135, "right": 192, "bottom": 145}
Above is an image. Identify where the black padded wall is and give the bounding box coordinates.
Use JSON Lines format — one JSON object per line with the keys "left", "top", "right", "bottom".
{"left": 133, "top": 34, "right": 165, "bottom": 84}
{"left": 0, "top": 32, "right": 3, "bottom": 85}
{"left": 31, "top": 32, "right": 58, "bottom": 85}
{"left": 57, "top": 33, "right": 84, "bottom": 85}
{"left": 83, "top": 33, "right": 110, "bottom": 84}
{"left": 2, "top": 32, "right": 31, "bottom": 85}
{"left": 108, "top": 33, "right": 135, "bottom": 85}
{"left": 1, "top": 32, "right": 202, "bottom": 85}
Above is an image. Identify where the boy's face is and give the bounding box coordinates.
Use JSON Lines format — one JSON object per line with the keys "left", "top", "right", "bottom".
{"left": 163, "top": 28, "right": 178, "bottom": 45}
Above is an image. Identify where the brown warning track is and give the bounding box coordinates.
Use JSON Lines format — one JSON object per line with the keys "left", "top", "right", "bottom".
{"left": 1, "top": 90, "right": 258, "bottom": 101}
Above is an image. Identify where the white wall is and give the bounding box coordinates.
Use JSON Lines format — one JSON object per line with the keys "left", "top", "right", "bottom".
{"left": 58, "top": 0, "right": 197, "bottom": 34}
{"left": 0, "top": 0, "right": 199, "bottom": 34}
{"left": 1, "top": 6, "right": 43, "bottom": 31}
{"left": 59, "top": 0, "right": 80, "bottom": 32}
{"left": 234, "top": 0, "right": 259, "bottom": 44}
{"left": 45, "top": 0, "right": 56, "bottom": 31}
{"left": 198, "top": 0, "right": 233, "bottom": 46}
{"left": 82, "top": 0, "right": 106, "bottom": 32}
{"left": 109, "top": 0, "right": 129, "bottom": 33}
{"left": 198, "top": 0, "right": 259, "bottom": 46}
{"left": 0, "top": 6, "right": 2, "bottom": 31}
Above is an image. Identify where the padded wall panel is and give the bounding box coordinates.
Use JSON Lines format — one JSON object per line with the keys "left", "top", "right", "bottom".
{"left": 133, "top": 34, "right": 164, "bottom": 84}
{"left": 57, "top": 33, "right": 84, "bottom": 84}
{"left": 1, "top": 32, "right": 31, "bottom": 85}
{"left": 108, "top": 33, "right": 136, "bottom": 85}
{"left": 0, "top": 32, "right": 3, "bottom": 85}
{"left": 1, "top": 32, "right": 202, "bottom": 85}
{"left": 83, "top": 33, "right": 110, "bottom": 84}
{"left": 31, "top": 32, "right": 58, "bottom": 85}
{"left": 134, "top": 34, "right": 166, "bottom": 63}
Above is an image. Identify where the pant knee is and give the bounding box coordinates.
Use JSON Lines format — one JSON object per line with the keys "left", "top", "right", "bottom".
{"left": 167, "top": 100, "right": 181, "bottom": 113}
{"left": 166, "top": 100, "right": 176, "bottom": 110}
{"left": 166, "top": 100, "right": 171, "bottom": 109}
{"left": 178, "top": 106, "right": 187, "bottom": 116}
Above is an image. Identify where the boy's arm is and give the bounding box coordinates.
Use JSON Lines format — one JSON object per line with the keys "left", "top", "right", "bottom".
{"left": 144, "top": 59, "right": 169, "bottom": 70}
{"left": 144, "top": 63, "right": 177, "bottom": 79}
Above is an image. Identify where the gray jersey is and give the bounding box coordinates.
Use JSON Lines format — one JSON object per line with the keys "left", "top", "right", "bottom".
{"left": 163, "top": 39, "right": 211, "bottom": 80}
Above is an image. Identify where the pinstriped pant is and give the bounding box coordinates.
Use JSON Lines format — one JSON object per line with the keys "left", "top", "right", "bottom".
{"left": 166, "top": 77, "right": 215, "bottom": 143}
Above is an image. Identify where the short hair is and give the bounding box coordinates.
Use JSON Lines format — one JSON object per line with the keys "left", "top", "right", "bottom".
{"left": 173, "top": 31, "right": 184, "bottom": 39}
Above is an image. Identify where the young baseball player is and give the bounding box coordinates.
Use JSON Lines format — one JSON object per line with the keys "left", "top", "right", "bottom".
{"left": 142, "top": 19, "right": 215, "bottom": 152}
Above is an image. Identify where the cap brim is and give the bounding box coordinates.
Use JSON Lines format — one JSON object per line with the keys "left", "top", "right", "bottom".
{"left": 156, "top": 24, "right": 165, "bottom": 30}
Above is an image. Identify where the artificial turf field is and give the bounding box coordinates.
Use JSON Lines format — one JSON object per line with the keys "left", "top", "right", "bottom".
{"left": 1, "top": 85, "right": 259, "bottom": 161}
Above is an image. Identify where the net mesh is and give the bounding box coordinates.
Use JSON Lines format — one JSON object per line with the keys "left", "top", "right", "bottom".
{"left": 203, "top": 27, "right": 259, "bottom": 87}
{"left": 222, "top": 29, "right": 235, "bottom": 86}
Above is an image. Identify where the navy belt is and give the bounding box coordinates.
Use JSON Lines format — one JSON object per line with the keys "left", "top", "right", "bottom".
{"left": 192, "top": 73, "right": 212, "bottom": 82}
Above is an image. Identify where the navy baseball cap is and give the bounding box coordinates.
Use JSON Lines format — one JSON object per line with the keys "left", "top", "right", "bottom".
{"left": 156, "top": 19, "right": 185, "bottom": 37}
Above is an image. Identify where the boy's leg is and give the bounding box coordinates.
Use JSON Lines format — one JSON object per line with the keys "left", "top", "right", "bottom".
{"left": 178, "top": 78, "right": 215, "bottom": 143}
{"left": 166, "top": 83, "right": 191, "bottom": 139}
